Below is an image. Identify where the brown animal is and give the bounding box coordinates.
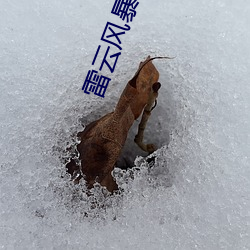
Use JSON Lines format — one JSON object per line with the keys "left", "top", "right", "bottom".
{"left": 66, "top": 56, "right": 169, "bottom": 193}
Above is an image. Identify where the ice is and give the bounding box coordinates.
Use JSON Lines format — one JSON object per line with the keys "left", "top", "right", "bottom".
{"left": 1, "top": 0, "right": 250, "bottom": 249}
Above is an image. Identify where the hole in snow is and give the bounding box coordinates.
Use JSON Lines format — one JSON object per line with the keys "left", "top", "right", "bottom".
{"left": 116, "top": 103, "right": 171, "bottom": 169}
{"left": 53, "top": 97, "right": 174, "bottom": 200}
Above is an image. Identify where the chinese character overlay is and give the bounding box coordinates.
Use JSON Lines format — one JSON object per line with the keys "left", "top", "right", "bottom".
{"left": 82, "top": 2, "right": 139, "bottom": 97}
{"left": 92, "top": 45, "right": 121, "bottom": 73}
{"left": 82, "top": 70, "right": 111, "bottom": 98}
{"left": 111, "top": 0, "right": 139, "bottom": 22}
{"left": 101, "top": 22, "right": 130, "bottom": 50}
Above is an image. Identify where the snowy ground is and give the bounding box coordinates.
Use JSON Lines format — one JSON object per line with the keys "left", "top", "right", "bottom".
{"left": 1, "top": 0, "right": 250, "bottom": 249}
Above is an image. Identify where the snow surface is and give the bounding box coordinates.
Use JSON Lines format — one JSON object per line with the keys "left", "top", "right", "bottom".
{"left": 1, "top": 0, "right": 250, "bottom": 249}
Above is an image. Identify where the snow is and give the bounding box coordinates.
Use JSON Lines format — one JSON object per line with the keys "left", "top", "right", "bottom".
{"left": 1, "top": 0, "right": 250, "bottom": 249}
